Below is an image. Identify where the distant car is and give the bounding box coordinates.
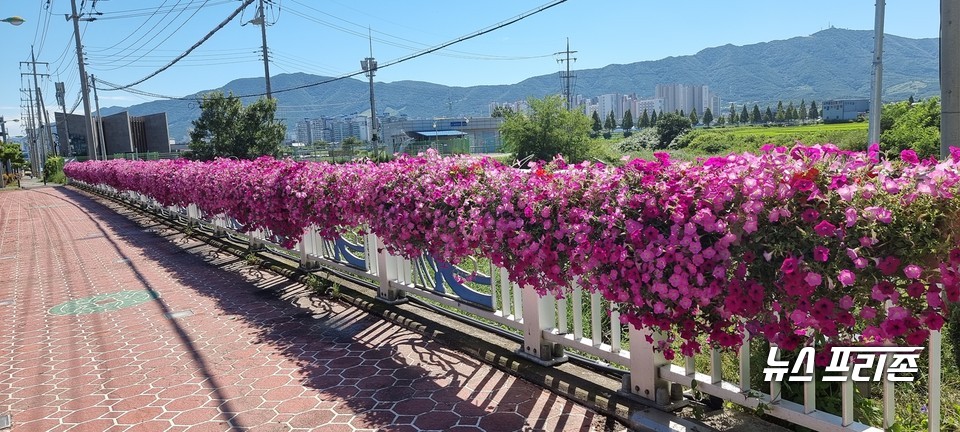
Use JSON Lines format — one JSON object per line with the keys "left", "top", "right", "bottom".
{"left": 23, "top": 170, "right": 32, "bottom": 178}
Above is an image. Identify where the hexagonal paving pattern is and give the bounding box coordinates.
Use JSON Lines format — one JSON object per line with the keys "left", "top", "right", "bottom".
{"left": 0, "top": 188, "right": 625, "bottom": 431}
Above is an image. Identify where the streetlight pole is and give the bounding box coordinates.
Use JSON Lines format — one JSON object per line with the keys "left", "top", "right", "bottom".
{"left": 867, "top": 0, "right": 885, "bottom": 146}
{"left": 257, "top": 0, "right": 272, "bottom": 99}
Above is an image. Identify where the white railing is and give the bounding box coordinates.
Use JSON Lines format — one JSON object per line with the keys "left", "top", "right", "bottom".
{"left": 78, "top": 181, "right": 943, "bottom": 432}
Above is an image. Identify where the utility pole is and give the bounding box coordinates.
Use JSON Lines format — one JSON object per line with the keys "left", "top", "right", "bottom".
{"left": 56, "top": 82, "right": 70, "bottom": 156}
{"left": 943, "top": 0, "right": 960, "bottom": 158}
{"left": 257, "top": 0, "right": 272, "bottom": 99}
{"left": 22, "top": 86, "right": 39, "bottom": 174}
{"left": 91, "top": 74, "right": 107, "bottom": 159}
{"left": 360, "top": 29, "right": 378, "bottom": 156}
{"left": 68, "top": 0, "right": 96, "bottom": 159}
{"left": 867, "top": 1, "right": 885, "bottom": 146}
{"left": 31, "top": 47, "right": 56, "bottom": 162}
{"left": 556, "top": 38, "right": 577, "bottom": 111}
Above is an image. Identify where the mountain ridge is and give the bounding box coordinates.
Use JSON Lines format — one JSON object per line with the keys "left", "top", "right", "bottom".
{"left": 100, "top": 28, "right": 940, "bottom": 141}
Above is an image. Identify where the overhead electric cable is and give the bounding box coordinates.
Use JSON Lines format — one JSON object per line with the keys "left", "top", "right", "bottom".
{"left": 104, "top": 0, "right": 255, "bottom": 90}
{"left": 233, "top": 0, "right": 568, "bottom": 98}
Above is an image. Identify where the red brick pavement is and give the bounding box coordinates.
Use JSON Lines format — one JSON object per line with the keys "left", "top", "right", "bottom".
{"left": 0, "top": 187, "right": 622, "bottom": 431}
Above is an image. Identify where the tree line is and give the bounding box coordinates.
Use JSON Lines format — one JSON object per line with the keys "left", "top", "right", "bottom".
{"left": 590, "top": 100, "right": 821, "bottom": 131}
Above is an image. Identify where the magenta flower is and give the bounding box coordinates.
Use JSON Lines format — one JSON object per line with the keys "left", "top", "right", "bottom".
{"left": 780, "top": 257, "right": 799, "bottom": 274}
{"left": 838, "top": 269, "right": 856, "bottom": 286}
{"left": 814, "top": 220, "right": 837, "bottom": 237}
{"left": 904, "top": 264, "right": 922, "bottom": 279}
{"left": 804, "top": 272, "right": 823, "bottom": 287}
{"left": 800, "top": 208, "right": 820, "bottom": 223}
{"left": 812, "top": 246, "right": 830, "bottom": 262}
{"left": 900, "top": 149, "right": 920, "bottom": 165}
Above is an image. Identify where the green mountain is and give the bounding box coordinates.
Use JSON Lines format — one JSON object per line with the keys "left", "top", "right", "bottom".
{"left": 100, "top": 28, "right": 939, "bottom": 141}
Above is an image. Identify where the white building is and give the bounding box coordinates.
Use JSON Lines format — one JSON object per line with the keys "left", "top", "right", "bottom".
{"left": 655, "top": 84, "right": 720, "bottom": 117}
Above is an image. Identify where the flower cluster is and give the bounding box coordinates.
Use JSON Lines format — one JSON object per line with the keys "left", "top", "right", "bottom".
{"left": 65, "top": 145, "right": 960, "bottom": 359}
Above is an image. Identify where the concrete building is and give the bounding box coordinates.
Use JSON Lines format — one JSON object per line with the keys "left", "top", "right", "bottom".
{"left": 380, "top": 117, "right": 504, "bottom": 155}
{"left": 821, "top": 99, "right": 869, "bottom": 122}
{"left": 54, "top": 111, "right": 170, "bottom": 157}
{"left": 597, "top": 94, "right": 624, "bottom": 122}
{"left": 634, "top": 98, "right": 665, "bottom": 118}
{"left": 655, "top": 84, "right": 720, "bottom": 117}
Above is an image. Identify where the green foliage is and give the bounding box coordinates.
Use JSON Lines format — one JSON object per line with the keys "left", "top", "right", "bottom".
{"left": 809, "top": 101, "right": 819, "bottom": 119}
{"left": 491, "top": 105, "right": 514, "bottom": 118}
{"left": 689, "top": 108, "right": 699, "bottom": 126}
{"left": 43, "top": 156, "right": 67, "bottom": 184}
{"left": 879, "top": 97, "right": 941, "bottom": 158}
{"left": 765, "top": 106, "right": 775, "bottom": 123}
{"left": 591, "top": 111, "right": 603, "bottom": 132}
{"left": 188, "top": 91, "right": 286, "bottom": 161}
{"left": 702, "top": 108, "right": 714, "bottom": 127}
{"left": 655, "top": 113, "right": 692, "bottom": 148}
{"left": 650, "top": 110, "right": 658, "bottom": 126}
{"left": 604, "top": 111, "right": 617, "bottom": 130}
{"left": 673, "top": 123, "right": 868, "bottom": 155}
{"left": 740, "top": 105, "right": 750, "bottom": 124}
{"left": 639, "top": 109, "right": 650, "bottom": 128}
{"left": 728, "top": 103, "right": 737, "bottom": 125}
{"left": 499, "top": 95, "right": 592, "bottom": 163}
{"left": 622, "top": 109, "right": 634, "bottom": 130}
{"left": 0, "top": 142, "right": 26, "bottom": 173}
{"left": 799, "top": 100, "right": 808, "bottom": 121}
{"left": 751, "top": 105, "right": 762, "bottom": 124}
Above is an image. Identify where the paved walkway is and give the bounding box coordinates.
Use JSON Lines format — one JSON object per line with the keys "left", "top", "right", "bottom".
{"left": 0, "top": 187, "right": 622, "bottom": 431}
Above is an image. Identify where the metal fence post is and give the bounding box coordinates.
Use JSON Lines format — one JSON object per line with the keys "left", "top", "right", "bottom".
{"left": 518, "top": 286, "right": 567, "bottom": 365}
{"left": 628, "top": 325, "right": 670, "bottom": 405}
{"left": 374, "top": 235, "right": 404, "bottom": 304}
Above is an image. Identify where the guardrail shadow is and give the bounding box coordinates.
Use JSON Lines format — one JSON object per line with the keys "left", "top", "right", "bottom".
{"left": 54, "top": 186, "right": 612, "bottom": 431}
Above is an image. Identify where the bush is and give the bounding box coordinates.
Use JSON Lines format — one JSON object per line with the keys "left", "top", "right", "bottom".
{"left": 655, "top": 113, "right": 692, "bottom": 148}
{"left": 44, "top": 156, "right": 67, "bottom": 184}
{"left": 500, "top": 95, "right": 592, "bottom": 163}
{"left": 880, "top": 97, "right": 941, "bottom": 158}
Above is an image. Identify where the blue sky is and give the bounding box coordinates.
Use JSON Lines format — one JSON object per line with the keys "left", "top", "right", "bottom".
{"left": 0, "top": 0, "right": 942, "bottom": 136}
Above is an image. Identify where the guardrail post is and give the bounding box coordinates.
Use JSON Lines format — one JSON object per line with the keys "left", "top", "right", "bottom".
{"left": 518, "top": 286, "right": 567, "bottom": 366}
{"left": 374, "top": 235, "right": 405, "bottom": 304}
{"left": 627, "top": 325, "right": 670, "bottom": 405}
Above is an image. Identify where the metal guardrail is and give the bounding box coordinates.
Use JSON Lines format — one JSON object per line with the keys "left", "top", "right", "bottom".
{"left": 81, "top": 180, "right": 944, "bottom": 432}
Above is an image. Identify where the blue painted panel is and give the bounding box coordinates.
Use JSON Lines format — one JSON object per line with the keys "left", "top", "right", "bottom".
{"left": 427, "top": 257, "right": 493, "bottom": 309}
{"left": 334, "top": 236, "right": 367, "bottom": 270}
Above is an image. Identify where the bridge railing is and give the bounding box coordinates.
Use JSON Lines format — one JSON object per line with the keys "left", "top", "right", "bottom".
{"left": 82, "top": 181, "right": 943, "bottom": 432}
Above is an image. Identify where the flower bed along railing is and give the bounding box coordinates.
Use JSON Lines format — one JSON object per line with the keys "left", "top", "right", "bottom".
{"left": 65, "top": 144, "right": 957, "bottom": 431}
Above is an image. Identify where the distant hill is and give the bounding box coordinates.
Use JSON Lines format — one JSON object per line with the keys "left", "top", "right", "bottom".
{"left": 100, "top": 28, "right": 940, "bottom": 141}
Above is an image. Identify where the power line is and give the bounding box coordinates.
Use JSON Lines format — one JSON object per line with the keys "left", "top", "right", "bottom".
{"left": 99, "top": 0, "right": 567, "bottom": 100}
{"left": 102, "top": 0, "right": 255, "bottom": 90}
{"left": 233, "top": 0, "right": 568, "bottom": 98}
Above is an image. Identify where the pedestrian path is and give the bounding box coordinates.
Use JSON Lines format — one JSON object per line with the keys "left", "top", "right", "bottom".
{"left": 0, "top": 186, "right": 622, "bottom": 431}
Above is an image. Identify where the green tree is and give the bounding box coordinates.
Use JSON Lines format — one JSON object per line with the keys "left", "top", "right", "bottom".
{"left": 591, "top": 111, "right": 603, "bottom": 132}
{"left": 655, "top": 113, "right": 692, "bottom": 148}
{"left": 639, "top": 109, "right": 650, "bottom": 128}
{"left": 679, "top": 109, "right": 685, "bottom": 118}
{"left": 604, "top": 111, "right": 617, "bottom": 130}
{"left": 799, "top": 100, "right": 808, "bottom": 122}
{"left": 775, "top": 101, "right": 786, "bottom": 122}
{"left": 765, "top": 107, "right": 774, "bottom": 123}
{"left": 188, "top": 91, "right": 286, "bottom": 161}
{"left": 622, "top": 109, "right": 634, "bottom": 130}
{"left": 808, "top": 101, "right": 819, "bottom": 120}
{"left": 702, "top": 107, "right": 714, "bottom": 127}
{"left": 650, "top": 110, "right": 658, "bottom": 126}
{"left": 740, "top": 105, "right": 749, "bottom": 124}
{"left": 786, "top": 101, "right": 797, "bottom": 120}
{"left": 908, "top": 95, "right": 915, "bottom": 105}
{"left": 0, "top": 142, "right": 26, "bottom": 186}
{"left": 491, "top": 105, "right": 515, "bottom": 118}
{"left": 591, "top": 111, "right": 603, "bottom": 133}
{"left": 880, "top": 97, "right": 941, "bottom": 158}
{"left": 689, "top": 108, "right": 699, "bottom": 126}
{"left": 728, "top": 103, "right": 737, "bottom": 125}
{"left": 716, "top": 115, "right": 726, "bottom": 126}
{"left": 751, "top": 104, "right": 762, "bottom": 124}
{"left": 500, "top": 95, "right": 591, "bottom": 163}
